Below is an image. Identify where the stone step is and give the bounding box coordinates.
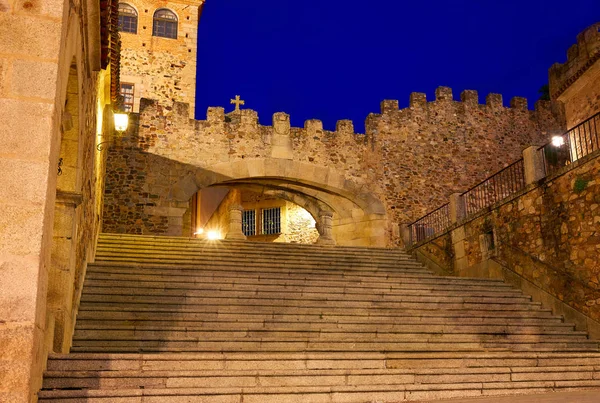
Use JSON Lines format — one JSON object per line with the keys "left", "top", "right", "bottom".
{"left": 82, "top": 277, "right": 526, "bottom": 295}
{"left": 36, "top": 380, "right": 600, "bottom": 402}
{"left": 94, "top": 250, "right": 422, "bottom": 267}
{"left": 90, "top": 260, "right": 432, "bottom": 282}
{"left": 92, "top": 257, "right": 431, "bottom": 275}
{"left": 45, "top": 235, "right": 600, "bottom": 401}
{"left": 69, "top": 338, "right": 600, "bottom": 353}
{"left": 85, "top": 264, "right": 513, "bottom": 287}
{"left": 84, "top": 280, "right": 531, "bottom": 301}
{"left": 79, "top": 289, "right": 535, "bottom": 305}
{"left": 73, "top": 322, "right": 581, "bottom": 335}
{"left": 77, "top": 303, "right": 556, "bottom": 318}
{"left": 97, "top": 234, "right": 409, "bottom": 254}
{"left": 71, "top": 329, "right": 590, "bottom": 343}
{"left": 41, "top": 366, "right": 600, "bottom": 391}
{"left": 44, "top": 352, "right": 600, "bottom": 372}
{"left": 76, "top": 310, "right": 564, "bottom": 324}
{"left": 78, "top": 293, "right": 545, "bottom": 310}
{"left": 95, "top": 245, "right": 413, "bottom": 263}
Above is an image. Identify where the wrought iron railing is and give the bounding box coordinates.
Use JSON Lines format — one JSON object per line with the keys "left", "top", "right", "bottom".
{"left": 540, "top": 112, "right": 600, "bottom": 175}
{"left": 461, "top": 159, "right": 526, "bottom": 216}
{"left": 408, "top": 203, "right": 450, "bottom": 246}
{"left": 406, "top": 112, "right": 600, "bottom": 248}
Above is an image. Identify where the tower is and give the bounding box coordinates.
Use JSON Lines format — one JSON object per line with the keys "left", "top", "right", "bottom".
{"left": 117, "top": 0, "right": 205, "bottom": 117}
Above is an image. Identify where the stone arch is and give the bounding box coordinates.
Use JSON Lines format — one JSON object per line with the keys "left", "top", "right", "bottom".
{"left": 172, "top": 158, "right": 388, "bottom": 246}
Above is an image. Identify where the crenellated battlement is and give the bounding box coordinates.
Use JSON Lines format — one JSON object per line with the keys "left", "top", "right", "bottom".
{"left": 549, "top": 22, "right": 600, "bottom": 99}
{"left": 112, "top": 78, "right": 566, "bottom": 247}
{"left": 377, "top": 86, "right": 547, "bottom": 116}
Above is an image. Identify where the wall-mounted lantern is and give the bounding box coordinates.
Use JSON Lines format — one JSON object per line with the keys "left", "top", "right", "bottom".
{"left": 97, "top": 110, "right": 130, "bottom": 151}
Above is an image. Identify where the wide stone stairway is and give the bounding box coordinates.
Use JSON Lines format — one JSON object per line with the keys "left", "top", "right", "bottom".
{"left": 38, "top": 234, "right": 600, "bottom": 402}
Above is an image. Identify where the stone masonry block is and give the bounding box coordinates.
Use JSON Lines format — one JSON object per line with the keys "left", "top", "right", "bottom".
{"left": 435, "top": 86, "right": 453, "bottom": 101}
{"left": 451, "top": 226, "right": 466, "bottom": 244}
{"left": 207, "top": 107, "right": 225, "bottom": 122}
{"left": 460, "top": 90, "right": 479, "bottom": 105}
{"left": 304, "top": 119, "right": 323, "bottom": 136}
{"left": 510, "top": 96, "right": 528, "bottom": 111}
{"left": 11, "top": 59, "right": 59, "bottom": 100}
{"left": 245, "top": 159, "right": 265, "bottom": 177}
{"left": 0, "top": 159, "right": 49, "bottom": 204}
{"left": 486, "top": 93, "right": 503, "bottom": 108}
{"left": 0, "top": 324, "right": 36, "bottom": 394}
{"left": 0, "top": 13, "right": 61, "bottom": 59}
{"left": 409, "top": 92, "right": 427, "bottom": 107}
{"left": 0, "top": 202, "right": 45, "bottom": 257}
{"left": 336, "top": 120, "right": 354, "bottom": 135}
{"left": 0, "top": 256, "right": 41, "bottom": 322}
{"left": 380, "top": 100, "right": 399, "bottom": 114}
{"left": 0, "top": 99, "right": 54, "bottom": 160}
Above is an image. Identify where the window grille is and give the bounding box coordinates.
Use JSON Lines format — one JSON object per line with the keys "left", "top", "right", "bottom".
{"left": 118, "top": 3, "right": 138, "bottom": 34}
{"left": 242, "top": 210, "right": 256, "bottom": 236}
{"left": 120, "top": 83, "right": 135, "bottom": 112}
{"left": 262, "top": 207, "right": 281, "bottom": 235}
{"left": 153, "top": 9, "right": 178, "bottom": 39}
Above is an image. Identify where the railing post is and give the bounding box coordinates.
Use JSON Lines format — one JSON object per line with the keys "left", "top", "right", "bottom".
{"left": 449, "top": 193, "right": 465, "bottom": 224}
{"left": 400, "top": 223, "right": 411, "bottom": 247}
{"left": 523, "top": 145, "right": 546, "bottom": 185}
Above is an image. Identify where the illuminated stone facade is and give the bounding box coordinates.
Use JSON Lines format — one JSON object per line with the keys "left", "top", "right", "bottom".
{"left": 0, "top": 1, "right": 118, "bottom": 401}
{"left": 103, "top": 93, "right": 564, "bottom": 246}
{"left": 118, "top": 0, "right": 204, "bottom": 117}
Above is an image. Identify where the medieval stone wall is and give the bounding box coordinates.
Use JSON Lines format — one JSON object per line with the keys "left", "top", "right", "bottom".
{"left": 413, "top": 150, "right": 600, "bottom": 337}
{"left": 366, "top": 88, "right": 565, "bottom": 226}
{"left": 103, "top": 88, "right": 564, "bottom": 244}
{"left": 549, "top": 23, "right": 600, "bottom": 127}
{"left": 119, "top": 0, "right": 202, "bottom": 117}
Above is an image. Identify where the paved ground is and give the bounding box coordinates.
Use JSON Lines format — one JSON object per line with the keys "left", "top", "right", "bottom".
{"left": 427, "top": 390, "right": 600, "bottom": 402}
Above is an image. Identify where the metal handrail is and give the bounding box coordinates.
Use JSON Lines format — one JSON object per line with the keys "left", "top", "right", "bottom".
{"left": 407, "top": 112, "right": 600, "bottom": 248}
{"left": 461, "top": 159, "right": 525, "bottom": 216}
{"left": 407, "top": 203, "right": 450, "bottom": 246}
{"left": 539, "top": 112, "right": 600, "bottom": 175}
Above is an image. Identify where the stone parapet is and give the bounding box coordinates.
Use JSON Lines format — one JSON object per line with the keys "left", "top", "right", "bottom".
{"left": 549, "top": 23, "right": 600, "bottom": 100}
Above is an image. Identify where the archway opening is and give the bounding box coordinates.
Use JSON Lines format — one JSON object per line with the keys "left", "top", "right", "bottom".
{"left": 188, "top": 186, "right": 319, "bottom": 244}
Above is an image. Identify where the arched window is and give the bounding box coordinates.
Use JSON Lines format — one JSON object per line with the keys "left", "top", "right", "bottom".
{"left": 118, "top": 3, "right": 138, "bottom": 34}
{"left": 153, "top": 9, "right": 178, "bottom": 39}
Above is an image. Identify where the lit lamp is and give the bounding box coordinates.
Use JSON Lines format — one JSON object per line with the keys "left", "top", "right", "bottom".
{"left": 97, "top": 111, "right": 130, "bottom": 151}
{"left": 114, "top": 112, "right": 129, "bottom": 133}
{"left": 551, "top": 135, "right": 565, "bottom": 147}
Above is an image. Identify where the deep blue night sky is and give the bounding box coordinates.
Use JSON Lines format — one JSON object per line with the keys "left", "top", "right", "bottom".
{"left": 196, "top": 1, "right": 600, "bottom": 132}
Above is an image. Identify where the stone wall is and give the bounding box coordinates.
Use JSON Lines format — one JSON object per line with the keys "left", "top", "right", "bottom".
{"left": 0, "top": 1, "right": 112, "bottom": 401}
{"left": 366, "top": 88, "right": 565, "bottom": 226}
{"left": 102, "top": 135, "right": 192, "bottom": 236}
{"left": 103, "top": 89, "right": 564, "bottom": 246}
{"left": 412, "top": 150, "right": 600, "bottom": 338}
{"left": 204, "top": 189, "right": 236, "bottom": 238}
{"left": 286, "top": 202, "right": 320, "bottom": 244}
{"left": 119, "top": 0, "right": 203, "bottom": 117}
{"left": 549, "top": 23, "right": 600, "bottom": 127}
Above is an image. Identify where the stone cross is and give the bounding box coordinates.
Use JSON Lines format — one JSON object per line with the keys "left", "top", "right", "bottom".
{"left": 230, "top": 95, "right": 245, "bottom": 112}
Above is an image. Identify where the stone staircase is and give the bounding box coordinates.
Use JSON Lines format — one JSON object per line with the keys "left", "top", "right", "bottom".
{"left": 38, "top": 234, "right": 600, "bottom": 402}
